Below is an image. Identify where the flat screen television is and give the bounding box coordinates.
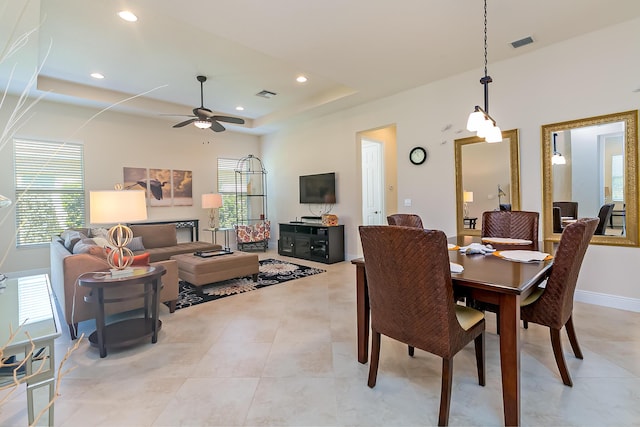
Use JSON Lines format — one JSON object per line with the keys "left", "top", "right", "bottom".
{"left": 299, "top": 172, "right": 337, "bottom": 204}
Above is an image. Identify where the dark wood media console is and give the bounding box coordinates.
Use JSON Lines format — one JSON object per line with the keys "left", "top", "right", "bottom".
{"left": 278, "top": 223, "right": 344, "bottom": 264}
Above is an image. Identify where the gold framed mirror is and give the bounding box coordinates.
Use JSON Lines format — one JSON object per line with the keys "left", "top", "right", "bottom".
{"left": 542, "top": 110, "right": 638, "bottom": 247}
{"left": 455, "top": 129, "right": 521, "bottom": 236}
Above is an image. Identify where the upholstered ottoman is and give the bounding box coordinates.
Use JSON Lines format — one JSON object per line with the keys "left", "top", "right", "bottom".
{"left": 170, "top": 251, "right": 259, "bottom": 286}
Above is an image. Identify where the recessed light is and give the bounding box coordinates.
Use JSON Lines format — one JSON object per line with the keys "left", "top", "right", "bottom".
{"left": 296, "top": 75, "right": 308, "bottom": 83}
{"left": 90, "top": 72, "right": 105, "bottom": 79}
{"left": 235, "top": 106, "right": 244, "bottom": 111}
{"left": 118, "top": 11, "right": 138, "bottom": 22}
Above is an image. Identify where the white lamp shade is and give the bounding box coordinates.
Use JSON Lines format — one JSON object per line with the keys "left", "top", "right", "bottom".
{"left": 463, "top": 191, "right": 474, "bottom": 203}
{"left": 90, "top": 190, "right": 148, "bottom": 224}
{"left": 485, "top": 125, "right": 503, "bottom": 143}
{"left": 202, "top": 193, "right": 223, "bottom": 209}
{"left": 466, "top": 111, "right": 485, "bottom": 132}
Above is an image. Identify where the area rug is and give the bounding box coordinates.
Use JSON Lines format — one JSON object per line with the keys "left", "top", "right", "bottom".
{"left": 170, "top": 258, "right": 326, "bottom": 310}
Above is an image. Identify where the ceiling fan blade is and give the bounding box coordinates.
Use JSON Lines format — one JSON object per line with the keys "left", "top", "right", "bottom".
{"left": 212, "top": 115, "right": 245, "bottom": 125}
{"left": 210, "top": 121, "right": 226, "bottom": 132}
{"left": 173, "top": 118, "right": 196, "bottom": 128}
{"left": 160, "top": 113, "right": 196, "bottom": 118}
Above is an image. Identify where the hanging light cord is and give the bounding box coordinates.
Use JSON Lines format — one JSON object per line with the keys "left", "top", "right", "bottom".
{"left": 466, "top": 0, "right": 501, "bottom": 142}
{"left": 483, "top": 0, "right": 488, "bottom": 79}
{"left": 480, "top": 0, "right": 493, "bottom": 115}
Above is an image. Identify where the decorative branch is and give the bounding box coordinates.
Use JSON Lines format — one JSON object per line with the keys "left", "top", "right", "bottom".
{"left": 1, "top": 321, "right": 84, "bottom": 426}
{"left": 31, "top": 334, "right": 84, "bottom": 426}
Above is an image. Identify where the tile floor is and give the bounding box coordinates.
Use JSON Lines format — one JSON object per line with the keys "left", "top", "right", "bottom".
{"left": 2, "top": 249, "right": 640, "bottom": 426}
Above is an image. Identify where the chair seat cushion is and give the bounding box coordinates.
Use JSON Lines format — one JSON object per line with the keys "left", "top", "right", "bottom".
{"left": 455, "top": 305, "right": 485, "bottom": 330}
{"left": 521, "top": 286, "right": 545, "bottom": 307}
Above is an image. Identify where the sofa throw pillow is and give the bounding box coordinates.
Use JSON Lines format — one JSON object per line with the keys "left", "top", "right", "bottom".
{"left": 63, "top": 230, "right": 87, "bottom": 252}
{"left": 61, "top": 228, "right": 89, "bottom": 240}
{"left": 88, "top": 245, "right": 107, "bottom": 259}
{"left": 106, "top": 248, "right": 150, "bottom": 266}
{"left": 89, "top": 227, "right": 110, "bottom": 239}
{"left": 92, "top": 236, "right": 115, "bottom": 250}
{"left": 125, "top": 236, "right": 146, "bottom": 252}
{"left": 72, "top": 238, "right": 97, "bottom": 254}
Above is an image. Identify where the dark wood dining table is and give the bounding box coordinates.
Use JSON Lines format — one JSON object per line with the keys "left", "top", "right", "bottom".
{"left": 351, "top": 235, "right": 553, "bottom": 427}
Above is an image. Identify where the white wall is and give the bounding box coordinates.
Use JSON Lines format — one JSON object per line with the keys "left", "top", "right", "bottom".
{"left": 1, "top": 17, "right": 638, "bottom": 309}
{"left": 0, "top": 98, "right": 260, "bottom": 273}
{"left": 262, "top": 18, "right": 640, "bottom": 306}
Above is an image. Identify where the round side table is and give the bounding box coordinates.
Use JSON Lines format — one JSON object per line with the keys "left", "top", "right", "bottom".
{"left": 78, "top": 265, "right": 166, "bottom": 358}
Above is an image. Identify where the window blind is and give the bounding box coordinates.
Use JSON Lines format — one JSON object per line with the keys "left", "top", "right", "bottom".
{"left": 14, "top": 139, "right": 85, "bottom": 247}
{"left": 217, "top": 158, "right": 242, "bottom": 228}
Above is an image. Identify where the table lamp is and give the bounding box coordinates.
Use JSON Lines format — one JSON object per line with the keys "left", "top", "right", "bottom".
{"left": 202, "top": 193, "right": 223, "bottom": 228}
{"left": 90, "top": 190, "right": 147, "bottom": 276}
{"left": 497, "top": 185, "right": 506, "bottom": 207}
{"left": 463, "top": 191, "right": 473, "bottom": 218}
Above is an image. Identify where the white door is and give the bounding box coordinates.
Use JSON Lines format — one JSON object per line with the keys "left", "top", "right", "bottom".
{"left": 362, "top": 139, "right": 384, "bottom": 225}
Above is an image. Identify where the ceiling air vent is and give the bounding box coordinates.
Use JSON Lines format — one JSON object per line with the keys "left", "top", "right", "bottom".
{"left": 511, "top": 36, "right": 534, "bottom": 49}
{"left": 256, "top": 90, "right": 277, "bottom": 99}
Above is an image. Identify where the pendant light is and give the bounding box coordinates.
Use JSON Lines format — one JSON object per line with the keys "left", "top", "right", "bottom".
{"left": 466, "top": 0, "right": 502, "bottom": 143}
{"left": 551, "top": 132, "right": 566, "bottom": 165}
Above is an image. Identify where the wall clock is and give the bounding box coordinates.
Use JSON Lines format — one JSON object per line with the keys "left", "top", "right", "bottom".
{"left": 409, "top": 146, "right": 427, "bottom": 165}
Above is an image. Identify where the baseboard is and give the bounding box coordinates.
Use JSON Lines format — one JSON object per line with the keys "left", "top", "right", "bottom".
{"left": 575, "top": 289, "right": 640, "bottom": 313}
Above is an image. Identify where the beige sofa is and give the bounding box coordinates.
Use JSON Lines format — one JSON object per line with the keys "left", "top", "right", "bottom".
{"left": 129, "top": 223, "right": 220, "bottom": 262}
{"left": 49, "top": 222, "right": 220, "bottom": 339}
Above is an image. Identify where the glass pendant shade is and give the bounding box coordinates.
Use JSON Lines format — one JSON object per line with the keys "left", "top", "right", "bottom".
{"left": 485, "top": 125, "right": 503, "bottom": 143}
{"left": 476, "top": 118, "right": 492, "bottom": 138}
{"left": 552, "top": 153, "right": 567, "bottom": 165}
{"left": 466, "top": 111, "right": 485, "bottom": 132}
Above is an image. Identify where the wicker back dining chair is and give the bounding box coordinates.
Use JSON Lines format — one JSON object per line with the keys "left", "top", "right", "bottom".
{"left": 386, "top": 213, "right": 424, "bottom": 228}
{"left": 358, "top": 225, "right": 485, "bottom": 426}
{"left": 594, "top": 203, "right": 615, "bottom": 235}
{"left": 553, "top": 201, "right": 578, "bottom": 219}
{"left": 478, "top": 210, "right": 540, "bottom": 332}
{"left": 553, "top": 206, "right": 564, "bottom": 233}
{"left": 481, "top": 210, "right": 539, "bottom": 250}
{"left": 520, "top": 217, "right": 598, "bottom": 387}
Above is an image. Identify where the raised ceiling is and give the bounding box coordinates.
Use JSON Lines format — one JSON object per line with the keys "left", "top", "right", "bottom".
{"left": 2, "top": 0, "right": 640, "bottom": 135}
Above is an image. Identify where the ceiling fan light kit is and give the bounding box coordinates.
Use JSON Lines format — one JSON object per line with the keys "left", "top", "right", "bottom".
{"left": 170, "top": 75, "right": 246, "bottom": 132}
{"left": 194, "top": 120, "right": 212, "bottom": 129}
{"left": 466, "top": 0, "right": 502, "bottom": 143}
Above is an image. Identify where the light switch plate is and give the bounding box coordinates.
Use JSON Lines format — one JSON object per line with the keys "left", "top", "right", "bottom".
{"left": 404, "top": 199, "right": 412, "bottom": 207}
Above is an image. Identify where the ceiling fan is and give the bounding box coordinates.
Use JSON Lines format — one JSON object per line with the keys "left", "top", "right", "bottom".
{"left": 171, "top": 75, "right": 245, "bottom": 132}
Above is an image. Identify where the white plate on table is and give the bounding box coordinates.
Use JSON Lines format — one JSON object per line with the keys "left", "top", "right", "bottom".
{"left": 496, "top": 250, "right": 550, "bottom": 263}
{"left": 481, "top": 237, "right": 532, "bottom": 245}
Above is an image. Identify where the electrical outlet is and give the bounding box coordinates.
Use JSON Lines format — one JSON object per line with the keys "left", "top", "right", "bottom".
{"left": 404, "top": 198, "right": 412, "bottom": 207}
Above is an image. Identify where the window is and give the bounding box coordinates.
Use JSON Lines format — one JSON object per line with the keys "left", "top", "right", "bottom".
{"left": 216, "top": 158, "right": 246, "bottom": 228}
{"left": 14, "top": 139, "right": 85, "bottom": 246}
{"left": 611, "top": 154, "right": 624, "bottom": 202}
